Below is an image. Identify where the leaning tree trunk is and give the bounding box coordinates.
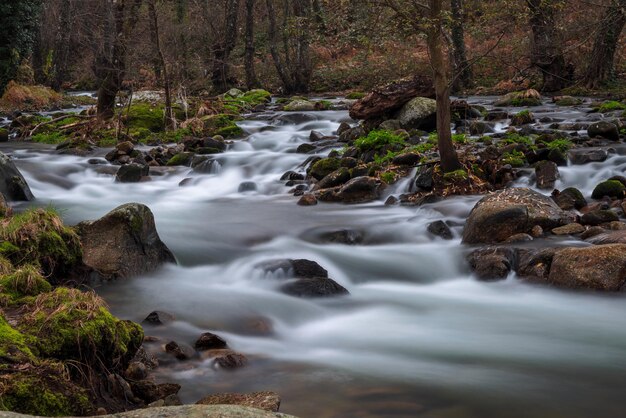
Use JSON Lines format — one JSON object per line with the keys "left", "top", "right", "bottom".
{"left": 96, "top": 0, "right": 142, "bottom": 120}
{"left": 148, "top": 0, "right": 175, "bottom": 131}
{"left": 583, "top": 0, "right": 626, "bottom": 89}
{"left": 291, "top": 0, "right": 313, "bottom": 93}
{"left": 526, "top": 0, "right": 568, "bottom": 92}
{"left": 211, "top": 0, "right": 240, "bottom": 93}
{"left": 51, "top": 0, "right": 73, "bottom": 90}
{"left": 265, "top": 0, "right": 294, "bottom": 91}
{"left": 450, "top": 0, "right": 473, "bottom": 91}
{"left": 427, "top": 0, "right": 462, "bottom": 173}
{"left": 244, "top": 0, "right": 260, "bottom": 89}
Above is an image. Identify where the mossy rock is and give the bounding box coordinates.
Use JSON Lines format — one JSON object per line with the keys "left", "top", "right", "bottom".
{"left": 167, "top": 152, "right": 195, "bottom": 167}
{"left": 0, "top": 312, "right": 33, "bottom": 360}
{"left": 592, "top": 180, "right": 625, "bottom": 199}
{"left": 19, "top": 288, "right": 143, "bottom": 370}
{"left": 124, "top": 103, "right": 165, "bottom": 132}
{"left": 309, "top": 158, "right": 342, "bottom": 181}
{"left": 0, "top": 209, "right": 82, "bottom": 281}
{"left": 284, "top": 99, "right": 315, "bottom": 112}
{"left": 0, "top": 363, "right": 91, "bottom": 416}
{"left": 0, "top": 128, "right": 9, "bottom": 142}
{"left": 346, "top": 92, "right": 366, "bottom": 100}
{"left": 201, "top": 114, "right": 243, "bottom": 138}
{"left": 0, "top": 265, "right": 51, "bottom": 303}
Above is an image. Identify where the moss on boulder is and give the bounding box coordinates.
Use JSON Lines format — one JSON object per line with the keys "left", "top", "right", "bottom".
{"left": 592, "top": 180, "right": 625, "bottom": 199}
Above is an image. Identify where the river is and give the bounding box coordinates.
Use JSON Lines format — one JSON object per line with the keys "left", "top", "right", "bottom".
{"left": 3, "top": 98, "right": 626, "bottom": 418}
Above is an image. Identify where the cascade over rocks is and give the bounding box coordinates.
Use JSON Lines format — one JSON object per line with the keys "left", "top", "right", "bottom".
{"left": 77, "top": 203, "right": 176, "bottom": 279}
{"left": 0, "top": 151, "right": 34, "bottom": 201}
{"left": 462, "top": 188, "right": 567, "bottom": 244}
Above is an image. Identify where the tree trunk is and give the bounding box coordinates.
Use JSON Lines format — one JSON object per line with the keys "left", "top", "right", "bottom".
{"left": 291, "top": 0, "right": 312, "bottom": 93}
{"left": 450, "top": 0, "right": 472, "bottom": 91}
{"left": 265, "top": 0, "right": 294, "bottom": 91}
{"left": 427, "top": 0, "right": 462, "bottom": 173}
{"left": 244, "top": 0, "right": 260, "bottom": 89}
{"left": 583, "top": 0, "right": 626, "bottom": 88}
{"left": 148, "top": 0, "right": 175, "bottom": 131}
{"left": 96, "top": 0, "right": 142, "bottom": 120}
{"left": 211, "top": 0, "right": 240, "bottom": 93}
{"left": 526, "top": 0, "right": 568, "bottom": 92}
{"left": 311, "top": 0, "right": 326, "bottom": 30}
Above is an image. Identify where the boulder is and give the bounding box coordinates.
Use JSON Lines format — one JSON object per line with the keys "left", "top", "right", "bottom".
{"left": 586, "top": 229, "right": 626, "bottom": 244}
{"left": 580, "top": 210, "right": 619, "bottom": 226}
{"left": 115, "top": 163, "right": 149, "bottom": 183}
{"left": 587, "top": 121, "right": 619, "bottom": 141}
{"left": 534, "top": 160, "right": 559, "bottom": 190}
{"left": 130, "top": 381, "right": 181, "bottom": 404}
{"left": 284, "top": 99, "right": 315, "bottom": 112}
{"left": 238, "top": 182, "right": 257, "bottom": 192}
{"left": 280, "top": 277, "right": 349, "bottom": 298}
{"left": 334, "top": 176, "right": 381, "bottom": 203}
{"left": 315, "top": 168, "right": 351, "bottom": 189}
{"left": 494, "top": 89, "right": 542, "bottom": 107}
{"left": 194, "top": 332, "right": 228, "bottom": 351}
{"left": 165, "top": 341, "right": 196, "bottom": 361}
{"left": 143, "top": 310, "right": 175, "bottom": 325}
{"left": 394, "top": 97, "right": 437, "bottom": 130}
{"left": 552, "top": 187, "right": 586, "bottom": 210}
{"left": 462, "top": 188, "right": 566, "bottom": 244}
{"left": 297, "top": 194, "right": 317, "bottom": 206}
{"left": 349, "top": 75, "right": 434, "bottom": 120}
{"left": 548, "top": 244, "right": 626, "bottom": 290}
{"left": 551, "top": 223, "right": 585, "bottom": 235}
{"left": 427, "top": 220, "right": 453, "bottom": 240}
{"left": 568, "top": 149, "right": 608, "bottom": 165}
{"left": 77, "top": 203, "right": 176, "bottom": 279}
{"left": 511, "top": 111, "right": 534, "bottom": 126}
{"left": 258, "top": 258, "right": 329, "bottom": 278}
{"left": 392, "top": 152, "right": 421, "bottom": 166}
{"left": 0, "top": 152, "right": 34, "bottom": 201}
{"left": 211, "top": 350, "right": 248, "bottom": 369}
{"left": 467, "top": 247, "right": 516, "bottom": 281}
{"left": 0, "top": 128, "right": 9, "bottom": 142}
{"left": 196, "top": 392, "right": 281, "bottom": 413}
{"left": 592, "top": 180, "right": 625, "bottom": 199}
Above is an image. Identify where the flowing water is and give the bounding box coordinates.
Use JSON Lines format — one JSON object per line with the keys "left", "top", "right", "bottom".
{"left": 3, "top": 99, "right": 626, "bottom": 418}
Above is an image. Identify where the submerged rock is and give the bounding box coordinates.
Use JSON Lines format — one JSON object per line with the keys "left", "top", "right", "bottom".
{"left": 77, "top": 203, "right": 176, "bottom": 279}
{"left": 280, "top": 277, "right": 349, "bottom": 298}
{"left": 0, "top": 151, "right": 34, "bottom": 201}
{"left": 462, "top": 188, "right": 566, "bottom": 244}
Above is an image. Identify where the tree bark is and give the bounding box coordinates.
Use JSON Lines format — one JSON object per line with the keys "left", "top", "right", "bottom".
{"left": 427, "top": 0, "right": 462, "bottom": 173}
{"left": 266, "top": 0, "right": 294, "bottom": 91}
{"left": 583, "top": 0, "right": 626, "bottom": 88}
{"left": 95, "top": 0, "right": 142, "bottom": 120}
{"left": 211, "top": 0, "right": 240, "bottom": 93}
{"left": 244, "top": 0, "right": 260, "bottom": 89}
{"left": 450, "top": 0, "right": 472, "bottom": 91}
{"left": 148, "top": 0, "right": 175, "bottom": 130}
{"left": 526, "top": 0, "right": 568, "bottom": 92}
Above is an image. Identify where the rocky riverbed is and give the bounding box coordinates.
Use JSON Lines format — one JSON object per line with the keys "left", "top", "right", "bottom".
{"left": 1, "top": 90, "right": 626, "bottom": 418}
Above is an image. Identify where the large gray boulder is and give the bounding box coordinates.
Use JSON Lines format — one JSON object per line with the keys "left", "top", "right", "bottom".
{"left": 0, "top": 151, "right": 34, "bottom": 201}
{"left": 394, "top": 97, "right": 437, "bottom": 130}
{"left": 462, "top": 188, "right": 566, "bottom": 244}
{"left": 77, "top": 203, "right": 175, "bottom": 279}
{"left": 548, "top": 244, "right": 626, "bottom": 290}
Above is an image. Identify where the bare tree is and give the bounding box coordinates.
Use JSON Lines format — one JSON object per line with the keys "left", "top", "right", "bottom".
{"left": 211, "top": 0, "right": 241, "bottom": 93}
{"left": 450, "top": 0, "right": 473, "bottom": 91}
{"left": 244, "top": 0, "right": 260, "bottom": 89}
{"left": 148, "top": 0, "right": 175, "bottom": 130}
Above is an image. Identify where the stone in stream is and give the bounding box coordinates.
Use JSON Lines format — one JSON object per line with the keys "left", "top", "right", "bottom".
{"left": 331, "top": 176, "right": 382, "bottom": 204}
{"left": 297, "top": 193, "right": 318, "bottom": 206}
{"left": 462, "top": 188, "right": 567, "bottom": 244}
{"left": 393, "top": 97, "right": 437, "bottom": 130}
{"left": 115, "top": 163, "right": 149, "bottom": 183}
{"left": 196, "top": 392, "right": 281, "bottom": 413}
{"left": 143, "top": 310, "right": 175, "bottom": 325}
{"left": 587, "top": 121, "right": 619, "bottom": 141}
{"left": 534, "top": 160, "right": 559, "bottom": 190}
{"left": 548, "top": 244, "right": 626, "bottom": 290}
{"left": 77, "top": 203, "right": 176, "bottom": 279}
{"left": 552, "top": 187, "right": 587, "bottom": 211}
{"left": 130, "top": 381, "right": 181, "bottom": 404}
{"left": 238, "top": 181, "right": 257, "bottom": 192}
{"left": 467, "top": 247, "right": 517, "bottom": 281}
{"left": 551, "top": 223, "right": 585, "bottom": 235}
{"left": 427, "top": 220, "right": 453, "bottom": 240}
{"left": 0, "top": 151, "right": 34, "bottom": 201}
{"left": 315, "top": 167, "right": 351, "bottom": 190}
{"left": 591, "top": 180, "right": 625, "bottom": 199}
{"left": 194, "top": 332, "right": 228, "bottom": 351}
{"left": 165, "top": 341, "right": 196, "bottom": 361}
{"left": 580, "top": 210, "right": 619, "bottom": 226}
{"left": 280, "top": 277, "right": 349, "bottom": 298}
{"left": 258, "top": 258, "right": 329, "bottom": 278}
{"left": 568, "top": 148, "right": 608, "bottom": 165}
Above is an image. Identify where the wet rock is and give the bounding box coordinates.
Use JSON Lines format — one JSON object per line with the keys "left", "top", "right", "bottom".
{"left": 284, "top": 99, "right": 315, "bottom": 111}
{"left": 337, "top": 122, "right": 351, "bottom": 135}
{"left": 130, "top": 381, "right": 181, "bottom": 404}
{"left": 339, "top": 126, "right": 366, "bottom": 143}
{"left": 280, "top": 277, "right": 349, "bottom": 298}
{"left": 262, "top": 258, "right": 328, "bottom": 279}
{"left": 296, "top": 143, "right": 316, "bottom": 153}
{"left": 317, "top": 229, "right": 364, "bottom": 245}
{"left": 580, "top": 210, "right": 619, "bottom": 226}
{"left": 116, "top": 141, "right": 135, "bottom": 154}
{"left": 333, "top": 176, "right": 381, "bottom": 203}
{"left": 467, "top": 247, "right": 516, "bottom": 281}
{"left": 534, "top": 161, "right": 559, "bottom": 190}
{"left": 297, "top": 193, "right": 317, "bottom": 206}
{"left": 238, "top": 182, "right": 257, "bottom": 192}
{"left": 413, "top": 166, "right": 434, "bottom": 191}
{"left": 0, "top": 128, "right": 8, "bottom": 142}
{"left": 316, "top": 168, "right": 351, "bottom": 189}
{"left": 379, "top": 119, "right": 402, "bottom": 131}
{"left": 165, "top": 341, "right": 196, "bottom": 361}
{"left": 125, "top": 362, "right": 147, "bottom": 381}
{"left": 511, "top": 111, "right": 534, "bottom": 126}
{"left": 203, "top": 136, "right": 227, "bottom": 151}
{"left": 309, "top": 157, "right": 341, "bottom": 180}
{"left": 196, "top": 392, "right": 281, "bottom": 413}
{"left": 552, "top": 187, "right": 587, "bottom": 210}
{"left": 427, "top": 220, "right": 453, "bottom": 240}
{"left": 143, "top": 310, "right": 175, "bottom": 326}
{"left": 548, "top": 148, "right": 568, "bottom": 166}
{"left": 517, "top": 248, "right": 557, "bottom": 281}
{"left": 485, "top": 110, "right": 509, "bottom": 121}
{"left": 310, "top": 130, "right": 325, "bottom": 141}
{"left": 115, "top": 163, "right": 149, "bottom": 183}
{"left": 394, "top": 97, "right": 437, "bottom": 130}
{"left": 462, "top": 188, "right": 566, "bottom": 244}
{"left": 77, "top": 203, "right": 176, "bottom": 279}
{"left": 281, "top": 171, "right": 305, "bottom": 181}
{"left": 505, "top": 233, "right": 533, "bottom": 243}
{"left": 469, "top": 121, "right": 494, "bottom": 135}
{"left": 392, "top": 152, "right": 421, "bottom": 166}
{"left": 0, "top": 151, "right": 34, "bottom": 201}
{"left": 592, "top": 180, "right": 625, "bottom": 199}
{"left": 211, "top": 350, "right": 248, "bottom": 369}
{"left": 548, "top": 244, "right": 626, "bottom": 290}
{"left": 568, "top": 149, "right": 608, "bottom": 165}
{"left": 551, "top": 223, "right": 585, "bottom": 235}
{"left": 531, "top": 225, "right": 544, "bottom": 237}
{"left": 494, "top": 89, "right": 542, "bottom": 107}
{"left": 194, "top": 332, "right": 228, "bottom": 351}
{"left": 587, "top": 121, "right": 619, "bottom": 141}
{"left": 88, "top": 158, "right": 108, "bottom": 165}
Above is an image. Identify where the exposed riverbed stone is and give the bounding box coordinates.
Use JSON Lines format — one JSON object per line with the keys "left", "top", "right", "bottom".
{"left": 394, "top": 97, "right": 437, "bottom": 130}
{"left": 194, "top": 332, "right": 228, "bottom": 351}
{"left": 0, "top": 151, "right": 34, "bottom": 201}
{"left": 467, "top": 247, "right": 517, "bottom": 281}
{"left": 568, "top": 149, "right": 608, "bottom": 165}
{"left": 462, "top": 188, "right": 566, "bottom": 244}
{"left": 587, "top": 121, "right": 619, "bottom": 141}
{"left": 280, "top": 277, "right": 349, "bottom": 298}
{"left": 552, "top": 187, "right": 587, "bottom": 210}
{"left": 580, "top": 210, "right": 619, "bottom": 226}
{"left": 196, "top": 392, "right": 281, "bottom": 413}
{"left": 548, "top": 244, "right": 626, "bottom": 290}
{"left": 77, "top": 203, "right": 176, "bottom": 279}
{"left": 551, "top": 223, "right": 585, "bottom": 235}
{"left": 534, "top": 160, "right": 559, "bottom": 190}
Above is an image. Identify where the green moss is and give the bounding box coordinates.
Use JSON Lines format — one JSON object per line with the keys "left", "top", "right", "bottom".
{"left": 373, "top": 150, "right": 400, "bottom": 165}
{"left": 592, "top": 180, "right": 625, "bottom": 199}
{"left": 443, "top": 169, "right": 469, "bottom": 182}
{"left": 0, "top": 265, "right": 51, "bottom": 302}
{"left": 500, "top": 133, "right": 535, "bottom": 147}
{"left": 380, "top": 171, "right": 396, "bottom": 183}
{"left": 346, "top": 92, "right": 366, "bottom": 100}
{"left": 410, "top": 142, "right": 435, "bottom": 153}
{"left": 501, "top": 150, "right": 526, "bottom": 167}
{"left": 544, "top": 138, "right": 573, "bottom": 153}
{"left": 201, "top": 114, "right": 243, "bottom": 138}
{"left": 452, "top": 133, "right": 469, "bottom": 144}
{"left": 241, "top": 89, "right": 271, "bottom": 104}
{"left": 309, "top": 157, "right": 342, "bottom": 180}
{"left": 0, "top": 312, "right": 33, "bottom": 359}
{"left": 0, "top": 208, "right": 82, "bottom": 280}
{"left": 509, "top": 97, "right": 542, "bottom": 107}
{"left": 166, "top": 152, "right": 195, "bottom": 167}
{"left": 20, "top": 288, "right": 143, "bottom": 369}
{"left": 596, "top": 101, "right": 626, "bottom": 113}
{"left": 31, "top": 132, "right": 69, "bottom": 145}
{"left": 315, "top": 100, "right": 333, "bottom": 110}
{"left": 355, "top": 129, "right": 406, "bottom": 152}
{"left": 215, "top": 124, "right": 243, "bottom": 137}
{"left": 123, "top": 103, "right": 164, "bottom": 132}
